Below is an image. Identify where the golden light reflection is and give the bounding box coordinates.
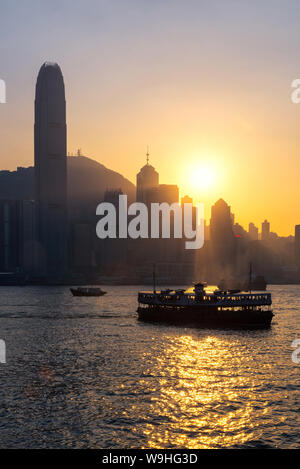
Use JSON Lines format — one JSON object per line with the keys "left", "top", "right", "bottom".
{"left": 135, "top": 334, "right": 266, "bottom": 449}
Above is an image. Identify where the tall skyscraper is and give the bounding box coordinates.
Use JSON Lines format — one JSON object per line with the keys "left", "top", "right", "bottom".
{"left": 210, "top": 199, "right": 234, "bottom": 238}
{"left": 0, "top": 200, "right": 22, "bottom": 272}
{"left": 261, "top": 219, "right": 270, "bottom": 241}
{"left": 248, "top": 222, "right": 259, "bottom": 241}
{"left": 210, "top": 198, "right": 236, "bottom": 273}
{"left": 34, "top": 62, "right": 68, "bottom": 278}
{"left": 136, "top": 151, "right": 159, "bottom": 203}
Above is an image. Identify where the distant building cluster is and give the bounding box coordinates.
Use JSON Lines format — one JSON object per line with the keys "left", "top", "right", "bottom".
{"left": 0, "top": 62, "right": 299, "bottom": 286}
{"left": 198, "top": 199, "right": 298, "bottom": 287}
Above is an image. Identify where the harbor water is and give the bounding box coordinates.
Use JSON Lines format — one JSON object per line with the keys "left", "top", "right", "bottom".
{"left": 0, "top": 285, "right": 299, "bottom": 448}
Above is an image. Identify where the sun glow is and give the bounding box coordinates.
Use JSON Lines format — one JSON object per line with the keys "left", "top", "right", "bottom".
{"left": 189, "top": 165, "right": 216, "bottom": 190}
{"left": 180, "top": 160, "right": 219, "bottom": 199}
{"left": 177, "top": 156, "right": 223, "bottom": 210}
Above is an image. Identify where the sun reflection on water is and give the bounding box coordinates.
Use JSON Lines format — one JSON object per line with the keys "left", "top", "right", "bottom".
{"left": 135, "top": 334, "right": 270, "bottom": 449}
{"left": 2, "top": 285, "right": 299, "bottom": 448}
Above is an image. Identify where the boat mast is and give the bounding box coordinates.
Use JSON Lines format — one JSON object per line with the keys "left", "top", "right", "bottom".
{"left": 153, "top": 264, "right": 156, "bottom": 294}
{"left": 249, "top": 262, "right": 253, "bottom": 293}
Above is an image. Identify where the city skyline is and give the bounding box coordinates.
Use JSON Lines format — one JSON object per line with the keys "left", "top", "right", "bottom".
{"left": 1, "top": 1, "right": 300, "bottom": 236}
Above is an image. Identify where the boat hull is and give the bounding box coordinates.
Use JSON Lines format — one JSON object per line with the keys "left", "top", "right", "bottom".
{"left": 137, "top": 306, "right": 274, "bottom": 329}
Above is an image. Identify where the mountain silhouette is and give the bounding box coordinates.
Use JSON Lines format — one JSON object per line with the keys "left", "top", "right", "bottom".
{"left": 0, "top": 155, "right": 135, "bottom": 204}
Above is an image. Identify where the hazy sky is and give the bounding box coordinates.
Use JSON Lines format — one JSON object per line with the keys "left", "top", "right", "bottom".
{"left": 1, "top": 0, "right": 300, "bottom": 235}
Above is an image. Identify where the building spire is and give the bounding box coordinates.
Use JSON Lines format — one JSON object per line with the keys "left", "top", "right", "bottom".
{"left": 146, "top": 145, "right": 150, "bottom": 165}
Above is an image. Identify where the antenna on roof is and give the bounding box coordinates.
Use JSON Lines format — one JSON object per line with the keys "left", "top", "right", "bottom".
{"left": 146, "top": 145, "right": 150, "bottom": 165}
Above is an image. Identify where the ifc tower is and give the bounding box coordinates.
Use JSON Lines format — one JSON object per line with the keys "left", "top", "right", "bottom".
{"left": 34, "top": 62, "right": 68, "bottom": 278}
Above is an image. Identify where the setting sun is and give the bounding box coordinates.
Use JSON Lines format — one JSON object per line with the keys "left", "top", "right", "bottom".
{"left": 179, "top": 159, "right": 220, "bottom": 201}
{"left": 189, "top": 165, "right": 216, "bottom": 190}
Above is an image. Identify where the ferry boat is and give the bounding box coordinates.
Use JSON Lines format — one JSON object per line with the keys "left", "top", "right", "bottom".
{"left": 70, "top": 287, "right": 107, "bottom": 297}
{"left": 137, "top": 283, "right": 273, "bottom": 328}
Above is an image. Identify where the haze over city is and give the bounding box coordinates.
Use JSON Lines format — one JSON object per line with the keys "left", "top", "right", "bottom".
{"left": 1, "top": 0, "right": 300, "bottom": 236}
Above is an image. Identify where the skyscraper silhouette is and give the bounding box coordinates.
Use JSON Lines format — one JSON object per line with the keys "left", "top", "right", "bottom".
{"left": 261, "top": 219, "right": 270, "bottom": 241}
{"left": 136, "top": 152, "right": 159, "bottom": 203}
{"left": 34, "top": 62, "right": 68, "bottom": 278}
{"left": 210, "top": 198, "right": 236, "bottom": 281}
{"left": 248, "top": 222, "right": 259, "bottom": 241}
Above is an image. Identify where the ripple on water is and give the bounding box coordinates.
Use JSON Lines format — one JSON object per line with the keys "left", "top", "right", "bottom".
{"left": 0, "top": 285, "right": 299, "bottom": 448}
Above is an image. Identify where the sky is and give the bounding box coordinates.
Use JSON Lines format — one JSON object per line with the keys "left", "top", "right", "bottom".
{"left": 0, "top": 0, "right": 300, "bottom": 236}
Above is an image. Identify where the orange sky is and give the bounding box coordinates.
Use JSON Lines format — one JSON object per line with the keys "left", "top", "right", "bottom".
{"left": 1, "top": 1, "right": 300, "bottom": 236}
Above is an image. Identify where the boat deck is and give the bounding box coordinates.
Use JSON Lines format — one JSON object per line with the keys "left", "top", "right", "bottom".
{"left": 138, "top": 291, "right": 272, "bottom": 309}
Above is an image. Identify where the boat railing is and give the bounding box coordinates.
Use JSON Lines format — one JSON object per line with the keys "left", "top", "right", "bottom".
{"left": 138, "top": 292, "right": 271, "bottom": 306}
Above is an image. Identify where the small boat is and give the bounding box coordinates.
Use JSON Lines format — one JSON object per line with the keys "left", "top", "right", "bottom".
{"left": 137, "top": 282, "right": 273, "bottom": 329}
{"left": 70, "top": 287, "right": 107, "bottom": 297}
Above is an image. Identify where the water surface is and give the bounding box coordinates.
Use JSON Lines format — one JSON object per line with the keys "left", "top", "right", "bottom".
{"left": 0, "top": 285, "right": 299, "bottom": 448}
